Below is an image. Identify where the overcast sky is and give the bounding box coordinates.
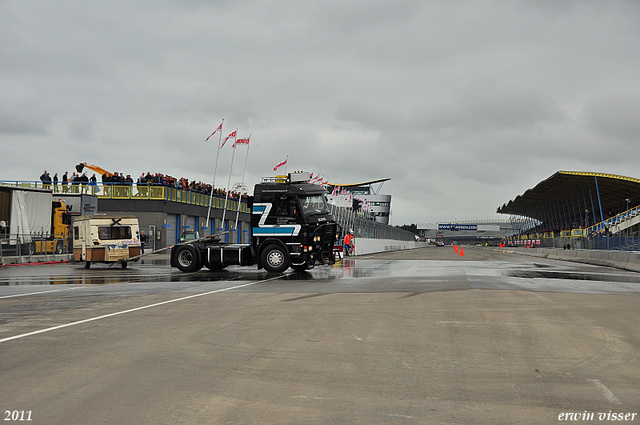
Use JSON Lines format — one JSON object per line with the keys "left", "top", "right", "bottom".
{"left": 2, "top": 0, "right": 640, "bottom": 225}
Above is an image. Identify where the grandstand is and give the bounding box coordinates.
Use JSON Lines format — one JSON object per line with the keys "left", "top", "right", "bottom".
{"left": 497, "top": 171, "right": 640, "bottom": 250}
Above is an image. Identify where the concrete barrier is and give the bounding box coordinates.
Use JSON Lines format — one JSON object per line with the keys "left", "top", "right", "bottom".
{"left": 492, "top": 247, "right": 640, "bottom": 273}
{"left": 353, "top": 239, "right": 425, "bottom": 256}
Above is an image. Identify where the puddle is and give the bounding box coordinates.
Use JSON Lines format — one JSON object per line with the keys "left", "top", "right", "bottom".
{"left": 506, "top": 270, "right": 640, "bottom": 283}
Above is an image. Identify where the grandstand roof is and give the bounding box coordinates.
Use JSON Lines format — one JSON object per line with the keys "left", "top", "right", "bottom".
{"left": 327, "top": 178, "right": 391, "bottom": 188}
{"left": 497, "top": 171, "right": 640, "bottom": 222}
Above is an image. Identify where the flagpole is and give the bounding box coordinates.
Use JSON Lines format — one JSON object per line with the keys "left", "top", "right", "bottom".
{"left": 221, "top": 128, "right": 238, "bottom": 240}
{"left": 234, "top": 136, "right": 250, "bottom": 233}
{"left": 205, "top": 119, "right": 224, "bottom": 236}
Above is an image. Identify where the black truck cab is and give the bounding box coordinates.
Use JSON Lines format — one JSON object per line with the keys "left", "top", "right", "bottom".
{"left": 171, "top": 172, "right": 339, "bottom": 273}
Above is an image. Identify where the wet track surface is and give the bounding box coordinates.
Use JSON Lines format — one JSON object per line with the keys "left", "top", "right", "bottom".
{"left": 2, "top": 248, "right": 640, "bottom": 294}
{"left": 1, "top": 246, "right": 640, "bottom": 424}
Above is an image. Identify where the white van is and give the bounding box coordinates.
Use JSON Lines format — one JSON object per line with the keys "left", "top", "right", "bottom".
{"left": 73, "top": 215, "right": 141, "bottom": 268}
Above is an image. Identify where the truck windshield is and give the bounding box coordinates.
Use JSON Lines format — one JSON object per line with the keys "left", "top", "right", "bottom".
{"left": 300, "top": 195, "right": 329, "bottom": 216}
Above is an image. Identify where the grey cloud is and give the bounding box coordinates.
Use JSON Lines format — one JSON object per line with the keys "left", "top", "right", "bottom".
{"left": 2, "top": 0, "right": 640, "bottom": 225}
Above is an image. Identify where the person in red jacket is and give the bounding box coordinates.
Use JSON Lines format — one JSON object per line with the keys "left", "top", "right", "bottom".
{"left": 343, "top": 230, "right": 354, "bottom": 256}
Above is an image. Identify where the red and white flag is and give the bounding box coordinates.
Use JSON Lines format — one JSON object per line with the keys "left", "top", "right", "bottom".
{"left": 206, "top": 122, "right": 223, "bottom": 141}
{"left": 233, "top": 136, "right": 250, "bottom": 148}
{"left": 273, "top": 159, "right": 288, "bottom": 172}
{"left": 221, "top": 130, "right": 237, "bottom": 148}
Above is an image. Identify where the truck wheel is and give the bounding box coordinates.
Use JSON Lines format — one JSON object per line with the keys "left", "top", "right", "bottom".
{"left": 121, "top": 261, "right": 128, "bottom": 269}
{"left": 175, "top": 245, "right": 202, "bottom": 272}
{"left": 261, "top": 244, "right": 289, "bottom": 273}
{"left": 85, "top": 261, "right": 91, "bottom": 269}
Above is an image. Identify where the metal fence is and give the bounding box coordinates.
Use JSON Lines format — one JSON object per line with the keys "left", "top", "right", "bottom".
{"left": 537, "top": 235, "right": 640, "bottom": 251}
{"left": 0, "top": 233, "right": 70, "bottom": 258}
{"left": 329, "top": 205, "right": 417, "bottom": 241}
{"left": 0, "top": 181, "right": 249, "bottom": 213}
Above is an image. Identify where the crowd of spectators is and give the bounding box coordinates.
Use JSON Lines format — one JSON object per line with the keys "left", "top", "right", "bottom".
{"left": 133, "top": 172, "right": 247, "bottom": 202}
{"left": 40, "top": 170, "right": 247, "bottom": 202}
{"left": 40, "top": 170, "right": 95, "bottom": 193}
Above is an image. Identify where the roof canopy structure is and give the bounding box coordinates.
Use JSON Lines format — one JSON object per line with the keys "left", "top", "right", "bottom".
{"left": 497, "top": 171, "right": 640, "bottom": 229}
{"left": 327, "top": 178, "right": 390, "bottom": 195}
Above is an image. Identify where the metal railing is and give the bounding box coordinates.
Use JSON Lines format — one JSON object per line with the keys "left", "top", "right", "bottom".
{"left": 586, "top": 205, "right": 640, "bottom": 233}
{"left": 505, "top": 234, "right": 640, "bottom": 251}
{"left": 0, "top": 181, "right": 249, "bottom": 213}
{"left": 1, "top": 233, "right": 70, "bottom": 258}
{"left": 330, "top": 205, "right": 417, "bottom": 241}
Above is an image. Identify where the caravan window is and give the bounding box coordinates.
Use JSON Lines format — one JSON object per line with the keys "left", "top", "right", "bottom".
{"left": 98, "top": 226, "right": 132, "bottom": 240}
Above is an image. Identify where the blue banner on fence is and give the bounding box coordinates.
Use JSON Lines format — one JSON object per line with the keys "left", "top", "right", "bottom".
{"left": 438, "top": 224, "right": 478, "bottom": 231}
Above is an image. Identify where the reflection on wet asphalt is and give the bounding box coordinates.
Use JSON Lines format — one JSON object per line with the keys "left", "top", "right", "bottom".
{"left": 506, "top": 269, "right": 640, "bottom": 283}
{"left": 2, "top": 255, "right": 640, "bottom": 296}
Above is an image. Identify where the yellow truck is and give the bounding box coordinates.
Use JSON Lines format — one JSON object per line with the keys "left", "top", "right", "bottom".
{"left": 73, "top": 215, "right": 141, "bottom": 268}
{"left": 1, "top": 185, "right": 70, "bottom": 256}
{"left": 34, "top": 200, "right": 69, "bottom": 254}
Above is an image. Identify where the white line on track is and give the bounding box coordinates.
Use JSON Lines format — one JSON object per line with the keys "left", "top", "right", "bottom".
{"left": 0, "top": 286, "right": 84, "bottom": 299}
{"left": 587, "top": 379, "right": 621, "bottom": 404}
{"left": 0, "top": 276, "right": 284, "bottom": 344}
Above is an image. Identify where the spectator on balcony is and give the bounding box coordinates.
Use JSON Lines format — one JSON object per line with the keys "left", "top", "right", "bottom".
{"left": 80, "top": 172, "right": 89, "bottom": 194}
{"left": 89, "top": 174, "right": 98, "bottom": 194}
{"left": 40, "top": 170, "right": 52, "bottom": 190}
{"left": 62, "top": 171, "right": 69, "bottom": 193}
{"left": 137, "top": 173, "right": 148, "bottom": 197}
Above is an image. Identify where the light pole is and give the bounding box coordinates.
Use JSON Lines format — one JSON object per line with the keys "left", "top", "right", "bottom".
{"left": 626, "top": 198, "right": 631, "bottom": 246}
{"left": 585, "top": 210, "right": 589, "bottom": 228}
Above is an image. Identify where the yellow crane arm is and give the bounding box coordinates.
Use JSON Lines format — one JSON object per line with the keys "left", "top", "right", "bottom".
{"left": 75, "top": 163, "right": 114, "bottom": 177}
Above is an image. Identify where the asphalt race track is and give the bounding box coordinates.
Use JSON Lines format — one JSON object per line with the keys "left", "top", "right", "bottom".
{"left": 1, "top": 246, "right": 639, "bottom": 424}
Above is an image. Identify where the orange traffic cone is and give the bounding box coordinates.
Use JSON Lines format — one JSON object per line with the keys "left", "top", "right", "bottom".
{"left": 460, "top": 246, "right": 464, "bottom": 256}
{"left": 454, "top": 245, "right": 458, "bottom": 253}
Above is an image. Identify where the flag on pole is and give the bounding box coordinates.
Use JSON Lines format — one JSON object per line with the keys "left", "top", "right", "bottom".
{"left": 221, "top": 130, "right": 237, "bottom": 148}
{"left": 206, "top": 122, "right": 223, "bottom": 141}
{"left": 233, "top": 135, "right": 250, "bottom": 148}
{"left": 273, "top": 158, "right": 288, "bottom": 172}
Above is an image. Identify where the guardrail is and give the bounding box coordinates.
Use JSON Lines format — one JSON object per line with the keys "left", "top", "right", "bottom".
{"left": 330, "top": 205, "right": 418, "bottom": 241}
{"left": 585, "top": 205, "right": 640, "bottom": 233}
{"left": 505, "top": 235, "right": 639, "bottom": 251}
{"left": 0, "top": 181, "right": 249, "bottom": 213}
{"left": 1, "top": 234, "right": 70, "bottom": 258}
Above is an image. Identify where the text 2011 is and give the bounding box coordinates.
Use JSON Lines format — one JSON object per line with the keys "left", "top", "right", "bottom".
{"left": 4, "top": 411, "right": 32, "bottom": 421}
